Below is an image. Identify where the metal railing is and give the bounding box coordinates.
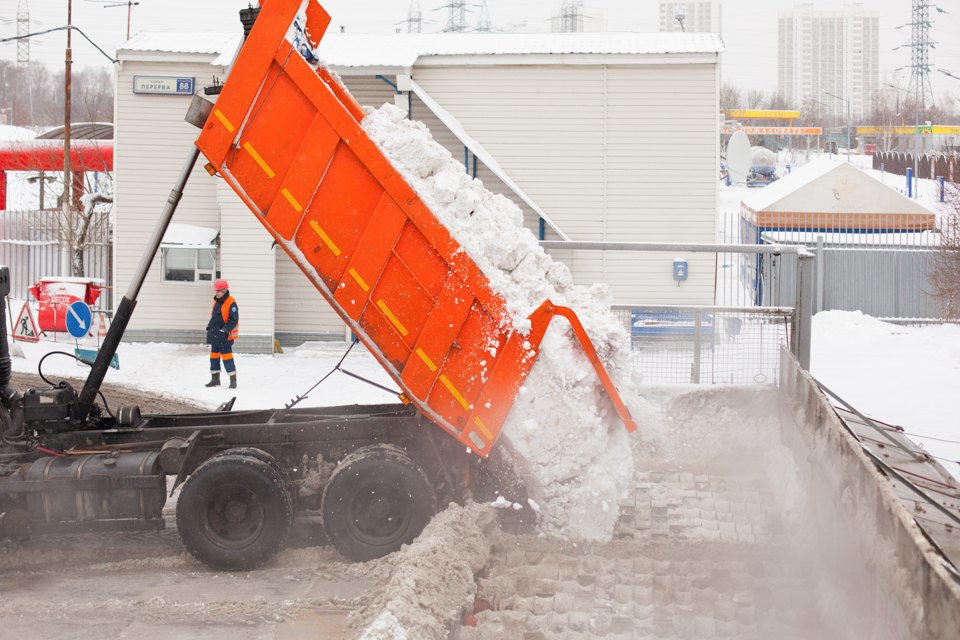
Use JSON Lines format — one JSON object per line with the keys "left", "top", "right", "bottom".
{"left": 722, "top": 208, "right": 951, "bottom": 322}
{"left": 541, "top": 241, "right": 814, "bottom": 384}
{"left": 0, "top": 209, "right": 113, "bottom": 309}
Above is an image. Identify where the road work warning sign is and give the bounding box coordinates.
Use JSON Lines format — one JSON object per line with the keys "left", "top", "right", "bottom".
{"left": 13, "top": 302, "right": 40, "bottom": 343}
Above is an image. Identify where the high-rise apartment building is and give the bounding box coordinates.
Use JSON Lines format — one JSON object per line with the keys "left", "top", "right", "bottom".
{"left": 778, "top": 3, "right": 879, "bottom": 122}
{"left": 659, "top": 2, "right": 721, "bottom": 33}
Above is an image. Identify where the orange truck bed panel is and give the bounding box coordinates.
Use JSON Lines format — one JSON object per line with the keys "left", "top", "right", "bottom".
{"left": 195, "top": 0, "right": 636, "bottom": 456}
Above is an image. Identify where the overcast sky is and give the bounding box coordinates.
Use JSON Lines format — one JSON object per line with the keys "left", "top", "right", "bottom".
{"left": 3, "top": 0, "right": 959, "bottom": 98}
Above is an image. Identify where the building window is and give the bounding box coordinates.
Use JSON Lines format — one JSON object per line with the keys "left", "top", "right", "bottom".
{"left": 161, "top": 247, "right": 218, "bottom": 283}
{"left": 159, "top": 223, "right": 221, "bottom": 284}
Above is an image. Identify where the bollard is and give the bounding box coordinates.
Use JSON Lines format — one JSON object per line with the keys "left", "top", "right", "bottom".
{"left": 907, "top": 167, "right": 913, "bottom": 198}
{"left": 880, "top": 163, "right": 884, "bottom": 184}
{"left": 786, "top": 163, "right": 791, "bottom": 174}
{"left": 939, "top": 176, "right": 945, "bottom": 203}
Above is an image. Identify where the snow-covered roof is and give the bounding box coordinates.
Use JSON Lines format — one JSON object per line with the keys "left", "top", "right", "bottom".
{"left": 0, "top": 125, "right": 36, "bottom": 142}
{"left": 741, "top": 159, "right": 934, "bottom": 216}
{"left": 117, "top": 30, "right": 722, "bottom": 68}
{"left": 161, "top": 223, "right": 219, "bottom": 248}
{"left": 118, "top": 32, "right": 242, "bottom": 65}
{"left": 317, "top": 32, "right": 724, "bottom": 68}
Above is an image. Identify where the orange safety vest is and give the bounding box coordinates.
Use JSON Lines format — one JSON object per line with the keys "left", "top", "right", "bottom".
{"left": 215, "top": 295, "right": 239, "bottom": 341}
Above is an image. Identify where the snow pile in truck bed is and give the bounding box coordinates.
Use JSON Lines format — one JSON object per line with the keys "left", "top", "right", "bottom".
{"left": 362, "top": 103, "right": 641, "bottom": 541}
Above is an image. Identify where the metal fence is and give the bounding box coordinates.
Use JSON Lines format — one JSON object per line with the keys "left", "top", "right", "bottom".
{"left": 612, "top": 305, "right": 792, "bottom": 384}
{"left": 542, "top": 241, "right": 813, "bottom": 386}
{"left": 722, "top": 208, "right": 950, "bottom": 322}
{"left": 0, "top": 209, "right": 113, "bottom": 308}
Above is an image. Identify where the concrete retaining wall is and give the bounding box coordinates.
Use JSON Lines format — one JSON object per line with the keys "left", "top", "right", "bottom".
{"left": 778, "top": 349, "right": 960, "bottom": 638}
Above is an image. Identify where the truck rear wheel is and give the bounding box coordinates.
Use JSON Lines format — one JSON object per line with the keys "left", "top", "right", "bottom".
{"left": 321, "top": 444, "right": 435, "bottom": 562}
{"left": 210, "top": 447, "right": 296, "bottom": 525}
{"left": 176, "top": 453, "right": 292, "bottom": 571}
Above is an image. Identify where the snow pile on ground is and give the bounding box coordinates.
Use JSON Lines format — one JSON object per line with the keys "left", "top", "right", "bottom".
{"left": 811, "top": 310, "right": 960, "bottom": 478}
{"left": 356, "top": 503, "right": 493, "bottom": 640}
{"left": 362, "top": 103, "right": 637, "bottom": 541}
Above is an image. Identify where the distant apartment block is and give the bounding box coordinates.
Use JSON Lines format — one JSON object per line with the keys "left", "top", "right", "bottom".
{"left": 778, "top": 3, "right": 879, "bottom": 122}
{"left": 658, "top": 2, "right": 721, "bottom": 33}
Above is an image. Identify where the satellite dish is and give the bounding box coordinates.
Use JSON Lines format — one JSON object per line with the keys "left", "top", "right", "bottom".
{"left": 726, "top": 131, "right": 751, "bottom": 184}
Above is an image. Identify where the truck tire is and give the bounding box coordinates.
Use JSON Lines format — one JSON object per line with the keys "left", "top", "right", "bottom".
{"left": 321, "top": 444, "right": 435, "bottom": 562}
{"left": 176, "top": 453, "right": 292, "bottom": 571}
{"left": 210, "top": 447, "right": 296, "bottom": 524}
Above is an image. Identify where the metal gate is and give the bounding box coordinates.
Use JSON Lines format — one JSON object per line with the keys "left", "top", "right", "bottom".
{"left": 0, "top": 210, "right": 112, "bottom": 308}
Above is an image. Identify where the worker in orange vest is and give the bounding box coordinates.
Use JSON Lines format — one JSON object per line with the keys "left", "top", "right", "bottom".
{"left": 205, "top": 279, "right": 239, "bottom": 388}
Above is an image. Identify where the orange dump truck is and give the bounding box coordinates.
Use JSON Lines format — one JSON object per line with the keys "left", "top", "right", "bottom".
{"left": 0, "top": 0, "right": 637, "bottom": 571}
{"left": 195, "top": 0, "right": 636, "bottom": 457}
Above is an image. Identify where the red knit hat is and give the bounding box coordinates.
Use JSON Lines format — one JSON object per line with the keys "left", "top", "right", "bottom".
{"left": 214, "top": 279, "right": 229, "bottom": 291}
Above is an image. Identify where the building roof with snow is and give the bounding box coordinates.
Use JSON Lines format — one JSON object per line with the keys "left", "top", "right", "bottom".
{"left": 741, "top": 159, "right": 935, "bottom": 233}
{"left": 117, "top": 30, "right": 724, "bottom": 69}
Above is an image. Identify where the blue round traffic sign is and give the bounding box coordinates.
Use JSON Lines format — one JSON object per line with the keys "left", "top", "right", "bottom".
{"left": 66, "top": 301, "right": 92, "bottom": 339}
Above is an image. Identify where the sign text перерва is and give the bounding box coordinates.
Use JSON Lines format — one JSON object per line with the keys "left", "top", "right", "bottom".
{"left": 133, "top": 76, "right": 195, "bottom": 95}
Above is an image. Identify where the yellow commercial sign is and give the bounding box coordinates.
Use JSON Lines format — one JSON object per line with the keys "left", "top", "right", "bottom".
{"left": 722, "top": 126, "right": 822, "bottom": 135}
{"left": 725, "top": 109, "right": 801, "bottom": 120}
{"left": 857, "top": 125, "right": 960, "bottom": 135}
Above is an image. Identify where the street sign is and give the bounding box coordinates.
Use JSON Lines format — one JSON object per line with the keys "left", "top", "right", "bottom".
{"left": 65, "top": 301, "right": 92, "bottom": 339}
{"left": 13, "top": 302, "right": 39, "bottom": 343}
{"left": 133, "top": 76, "right": 195, "bottom": 95}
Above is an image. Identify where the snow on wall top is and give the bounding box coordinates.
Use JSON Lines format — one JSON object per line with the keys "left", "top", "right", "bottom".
{"left": 741, "top": 159, "right": 934, "bottom": 216}
{"left": 318, "top": 31, "right": 724, "bottom": 67}
{"left": 161, "top": 223, "right": 219, "bottom": 248}
{"left": 118, "top": 30, "right": 722, "bottom": 68}
{"left": 118, "top": 32, "right": 242, "bottom": 64}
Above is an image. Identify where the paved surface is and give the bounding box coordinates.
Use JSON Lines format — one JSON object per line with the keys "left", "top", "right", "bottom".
{"left": 0, "top": 527, "right": 373, "bottom": 639}
{"left": 461, "top": 459, "right": 825, "bottom": 639}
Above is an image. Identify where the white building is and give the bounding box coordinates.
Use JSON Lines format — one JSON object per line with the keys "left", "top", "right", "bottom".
{"left": 778, "top": 3, "right": 879, "bottom": 122}
{"left": 658, "top": 2, "right": 721, "bottom": 34}
{"left": 113, "top": 29, "right": 723, "bottom": 352}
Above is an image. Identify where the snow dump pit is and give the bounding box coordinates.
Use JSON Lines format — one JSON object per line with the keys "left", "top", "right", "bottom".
{"left": 440, "top": 383, "right": 957, "bottom": 640}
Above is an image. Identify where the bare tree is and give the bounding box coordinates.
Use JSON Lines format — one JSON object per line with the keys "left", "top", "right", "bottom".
{"left": 720, "top": 83, "right": 742, "bottom": 112}
{"left": 745, "top": 89, "right": 765, "bottom": 109}
{"left": 933, "top": 182, "right": 960, "bottom": 320}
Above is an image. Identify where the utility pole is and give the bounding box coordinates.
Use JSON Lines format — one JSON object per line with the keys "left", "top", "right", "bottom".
{"left": 825, "top": 91, "right": 851, "bottom": 163}
{"left": 63, "top": 0, "right": 74, "bottom": 275}
{"left": 103, "top": 1, "right": 140, "bottom": 41}
{"left": 406, "top": 0, "right": 423, "bottom": 33}
{"left": 476, "top": 0, "right": 491, "bottom": 32}
{"left": 557, "top": 0, "right": 584, "bottom": 33}
{"left": 16, "top": 0, "right": 30, "bottom": 126}
{"left": 900, "top": 1, "right": 943, "bottom": 197}
{"left": 438, "top": 0, "right": 468, "bottom": 33}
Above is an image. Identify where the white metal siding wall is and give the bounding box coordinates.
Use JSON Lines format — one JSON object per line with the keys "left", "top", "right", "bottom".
{"left": 602, "top": 63, "right": 717, "bottom": 303}
{"left": 412, "top": 65, "right": 604, "bottom": 243}
{"left": 217, "top": 181, "right": 275, "bottom": 346}
{"left": 411, "top": 62, "right": 718, "bottom": 304}
{"left": 114, "top": 59, "right": 226, "bottom": 333}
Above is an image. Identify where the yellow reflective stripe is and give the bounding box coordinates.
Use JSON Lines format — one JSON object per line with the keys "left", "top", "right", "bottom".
{"left": 309, "top": 220, "right": 341, "bottom": 256}
{"left": 377, "top": 300, "right": 408, "bottom": 336}
{"left": 473, "top": 417, "right": 492, "bottom": 440}
{"left": 415, "top": 348, "right": 437, "bottom": 372}
{"left": 439, "top": 374, "right": 470, "bottom": 411}
{"left": 280, "top": 188, "right": 302, "bottom": 212}
{"left": 242, "top": 141, "right": 275, "bottom": 178}
{"left": 348, "top": 268, "right": 370, "bottom": 292}
{"left": 213, "top": 109, "right": 235, "bottom": 133}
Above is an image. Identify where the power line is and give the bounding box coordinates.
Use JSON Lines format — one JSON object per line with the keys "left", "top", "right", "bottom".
{"left": 0, "top": 25, "right": 118, "bottom": 64}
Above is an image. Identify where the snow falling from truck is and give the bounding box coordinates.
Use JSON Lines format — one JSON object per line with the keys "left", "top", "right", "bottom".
{"left": 361, "top": 103, "right": 641, "bottom": 541}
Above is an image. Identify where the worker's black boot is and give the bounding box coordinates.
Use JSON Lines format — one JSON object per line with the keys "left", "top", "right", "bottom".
{"left": 228, "top": 373, "right": 237, "bottom": 389}
{"left": 205, "top": 372, "right": 220, "bottom": 387}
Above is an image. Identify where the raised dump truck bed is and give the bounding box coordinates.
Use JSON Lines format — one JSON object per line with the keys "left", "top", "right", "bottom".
{"left": 195, "top": 0, "right": 636, "bottom": 457}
